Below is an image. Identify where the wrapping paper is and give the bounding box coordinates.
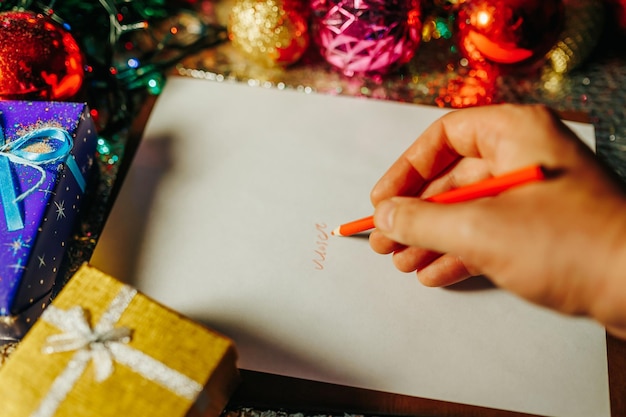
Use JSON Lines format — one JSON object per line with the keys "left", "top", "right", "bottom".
{"left": 0, "top": 101, "right": 97, "bottom": 342}
{"left": 0, "top": 264, "right": 239, "bottom": 417}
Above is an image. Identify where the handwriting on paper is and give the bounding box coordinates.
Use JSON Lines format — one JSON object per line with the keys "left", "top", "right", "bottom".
{"left": 312, "top": 223, "right": 330, "bottom": 270}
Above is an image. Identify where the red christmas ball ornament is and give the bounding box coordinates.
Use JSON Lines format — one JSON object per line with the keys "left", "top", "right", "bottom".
{"left": 456, "top": 0, "right": 564, "bottom": 71}
{"left": 0, "top": 11, "right": 85, "bottom": 100}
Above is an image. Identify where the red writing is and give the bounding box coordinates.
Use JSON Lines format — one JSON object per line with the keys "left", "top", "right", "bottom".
{"left": 312, "top": 223, "right": 329, "bottom": 270}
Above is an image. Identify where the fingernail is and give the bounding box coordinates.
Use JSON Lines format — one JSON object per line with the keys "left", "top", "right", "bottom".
{"left": 374, "top": 200, "right": 396, "bottom": 232}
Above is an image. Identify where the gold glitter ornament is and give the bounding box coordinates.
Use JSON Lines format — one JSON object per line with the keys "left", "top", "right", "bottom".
{"left": 545, "top": 0, "right": 605, "bottom": 74}
{"left": 228, "top": 0, "right": 310, "bottom": 67}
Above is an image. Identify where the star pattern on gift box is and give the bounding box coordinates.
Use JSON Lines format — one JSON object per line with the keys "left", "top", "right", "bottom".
{"left": 40, "top": 188, "right": 56, "bottom": 197}
{"left": 83, "top": 155, "right": 94, "bottom": 174}
{"left": 37, "top": 253, "right": 46, "bottom": 268}
{"left": 54, "top": 200, "right": 66, "bottom": 220}
{"left": 5, "top": 236, "right": 31, "bottom": 257}
{"left": 8, "top": 258, "right": 25, "bottom": 272}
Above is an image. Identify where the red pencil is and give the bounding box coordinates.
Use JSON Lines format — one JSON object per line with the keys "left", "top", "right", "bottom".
{"left": 331, "top": 164, "right": 545, "bottom": 237}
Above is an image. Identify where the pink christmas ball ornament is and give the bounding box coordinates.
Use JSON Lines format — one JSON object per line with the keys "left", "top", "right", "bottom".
{"left": 310, "top": 0, "right": 423, "bottom": 76}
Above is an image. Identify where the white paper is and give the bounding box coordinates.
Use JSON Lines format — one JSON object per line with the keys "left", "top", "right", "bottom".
{"left": 91, "top": 76, "right": 608, "bottom": 417}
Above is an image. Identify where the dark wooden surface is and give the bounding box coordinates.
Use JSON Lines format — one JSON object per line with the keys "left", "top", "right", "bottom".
{"left": 608, "top": 334, "right": 626, "bottom": 416}
{"left": 224, "top": 331, "right": 625, "bottom": 417}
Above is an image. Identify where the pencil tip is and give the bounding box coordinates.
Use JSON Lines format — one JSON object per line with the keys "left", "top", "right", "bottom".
{"left": 331, "top": 227, "right": 342, "bottom": 237}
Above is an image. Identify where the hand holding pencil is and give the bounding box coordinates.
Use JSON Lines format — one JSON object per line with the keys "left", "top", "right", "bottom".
{"left": 332, "top": 164, "right": 546, "bottom": 237}
{"left": 363, "top": 104, "right": 626, "bottom": 340}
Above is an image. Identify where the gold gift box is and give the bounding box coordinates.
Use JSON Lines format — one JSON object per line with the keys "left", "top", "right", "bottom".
{"left": 0, "top": 264, "right": 239, "bottom": 417}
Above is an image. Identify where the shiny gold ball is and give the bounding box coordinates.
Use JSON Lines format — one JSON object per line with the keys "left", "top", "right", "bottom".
{"left": 228, "top": 0, "right": 309, "bottom": 67}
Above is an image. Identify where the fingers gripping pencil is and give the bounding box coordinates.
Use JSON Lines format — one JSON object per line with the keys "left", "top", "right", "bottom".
{"left": 332, "top": 165, "right": 546, "bottom": 237}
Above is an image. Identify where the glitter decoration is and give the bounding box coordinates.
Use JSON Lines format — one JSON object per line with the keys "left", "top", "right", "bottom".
{"left": 544, "top": 0, "right": 605, "bottom": 74}
{"left": 435, "top": 66, "right": 499, "bottom": 108}
{"left": 228, "top": 0, "right": 310, "bottom": 67}
{"left": 310, "top": 0, "right": 423, "bottom": 76}
{"left": 456, "top": 0, "right": 565, "bottom": 72}
{"left": 0, "top": 342, "right": 17, "bottom": 366}
{"left": 0, "top": 10, "right": 84, "bottom": 100}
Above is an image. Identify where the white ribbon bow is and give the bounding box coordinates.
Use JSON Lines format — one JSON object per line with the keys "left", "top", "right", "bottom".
{"left": 41, "top": 306, "right": 132, "bottom": 382}
{"left": 31, "top": 285, "right": 204, "bottom": 417}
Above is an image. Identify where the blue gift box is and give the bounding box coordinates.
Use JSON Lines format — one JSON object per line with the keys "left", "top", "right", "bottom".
{"left": 0, "top": 101, "right": 97, "bottom": 342}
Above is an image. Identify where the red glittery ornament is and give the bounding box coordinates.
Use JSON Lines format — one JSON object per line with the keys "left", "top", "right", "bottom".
{"left": 456, "top": 0, "right": 564, "bottom": 71}
{"left": 0, "top": 11, "right": 84, "bottom": 100}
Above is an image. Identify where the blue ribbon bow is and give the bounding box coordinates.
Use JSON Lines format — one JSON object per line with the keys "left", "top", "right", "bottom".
{"left": 0, "top": 126, "right": 86, "bottom": 232}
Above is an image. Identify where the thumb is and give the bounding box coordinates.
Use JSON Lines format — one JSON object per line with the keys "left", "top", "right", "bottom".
{"left": 373, "top": 197, "right": 484, "bottom": 256}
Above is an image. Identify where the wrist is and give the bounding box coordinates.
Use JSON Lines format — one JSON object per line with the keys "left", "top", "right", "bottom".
{"left": 589, "top": 213, "right": 626, "bottom": 339}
